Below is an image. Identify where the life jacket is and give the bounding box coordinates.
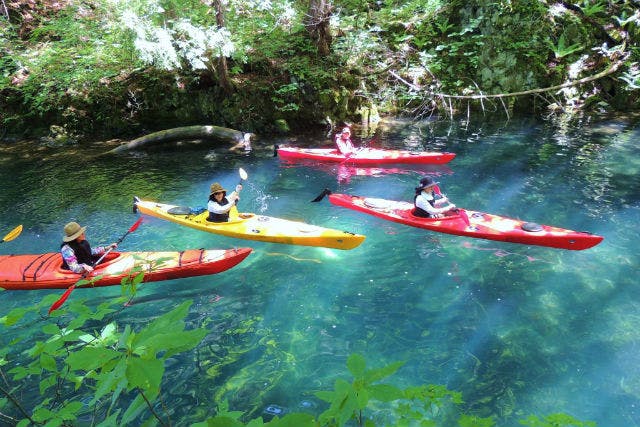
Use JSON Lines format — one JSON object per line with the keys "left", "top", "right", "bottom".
{"left": 207, "top": 195, "right": 230, "bottom": 222}
{"left": 413, "top": 191, "right": 437, "bottom": 218}
{"left": 60, "top": 240, "right": 96, "bottom": 270}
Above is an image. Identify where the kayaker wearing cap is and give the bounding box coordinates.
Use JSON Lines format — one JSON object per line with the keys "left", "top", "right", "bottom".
{"left": 335, "top": 124, "right": 356, "bottom": 155}
{"left": 413, "top": 176, "right": 456, "bottom": 218}
{"left": 207, "top": 182, "right": 243, "bottom": 222}
{"left": 60, "top": 222, "right": 117, "bottom": 274}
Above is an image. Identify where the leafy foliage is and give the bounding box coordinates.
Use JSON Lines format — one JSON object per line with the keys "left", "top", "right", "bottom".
{"left": 1, "top": 0, "right": 638, "bottom": 137}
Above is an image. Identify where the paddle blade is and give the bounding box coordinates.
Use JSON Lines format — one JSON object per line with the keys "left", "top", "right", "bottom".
{"left": 128, "top": 217, "right": 143, "bottom": 234}
{"left": 239, "top": 168, "right": 248, "bottom": 181}
{"left": 49, "top": 285, "right": 75, "bottom": 314}
{"left": 1, "top": 225, "right": 23, "bottom": 243}
{"left": 311, "top": 188, "right": 332, "bottom": 203}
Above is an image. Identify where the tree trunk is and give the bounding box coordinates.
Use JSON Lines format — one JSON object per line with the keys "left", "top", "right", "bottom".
{"left": 212, "top": 0, "right": 234, "bottom": 95}
{"left": 305, "top": 0, "right": 333, "bottom": 56}
{"left": 104, "top": 125, "right": 249, "bottom": 154}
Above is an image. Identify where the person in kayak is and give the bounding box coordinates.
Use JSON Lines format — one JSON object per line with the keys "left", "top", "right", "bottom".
{"left": 335, "top": 124, "right": 356, "bottom": 155}
{"left": 60, "top": 222, "right": 117, "bottom": 274}
{"left": 207, "top": 182, "right": 243, "bottom": 222}
{"left": 413, "top": 176, "right": 457, "bottom": 218}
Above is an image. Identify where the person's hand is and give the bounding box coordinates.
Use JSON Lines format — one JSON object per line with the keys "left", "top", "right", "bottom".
{"left": 82, "top": 264, "right": 94, "bottom": 273}
{"left": 108, "top": 243, "right": 118, "bottom": 250}
{"left": 235, "top": 184, "right": 243, "bottom": 192}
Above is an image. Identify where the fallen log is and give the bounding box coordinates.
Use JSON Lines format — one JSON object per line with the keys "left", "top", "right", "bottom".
{"left": 105, "top": 125, "right": 252, "bottom": 154}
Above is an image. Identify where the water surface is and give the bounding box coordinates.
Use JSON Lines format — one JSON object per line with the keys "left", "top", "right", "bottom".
{"left": 1, "top": 115, "right": 639, "bottom": 426}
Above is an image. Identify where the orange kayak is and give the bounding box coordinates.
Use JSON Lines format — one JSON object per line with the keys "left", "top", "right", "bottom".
{"left": 0, "top": 248, "right": 252, "bottom": 290}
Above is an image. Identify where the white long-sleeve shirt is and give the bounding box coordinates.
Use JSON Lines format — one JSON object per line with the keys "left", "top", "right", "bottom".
{"left": 415, "top": 191, "right": 454, "bottom": 217}
{"left": 207, "top": 191, "right": 239, "bottom": 215}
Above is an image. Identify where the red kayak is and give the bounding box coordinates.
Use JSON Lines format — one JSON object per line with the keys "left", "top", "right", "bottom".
{"left": 277, "top": 146, "right": 456, "bottom": 165}
{"left": 0, "top": 248, "right": 252, "bottom": 290}
{"left": 320, "top": 191, "right": 603, "bottom": 250}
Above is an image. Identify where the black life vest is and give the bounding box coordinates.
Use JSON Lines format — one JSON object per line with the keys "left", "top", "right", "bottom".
{"left": 413, "top": 191, "right": 437, "bottom": 218}
{"left": 207, "top": 195, "right": 230, "bottom": 222}
{"left": 60, "top": 240, "right": 97, "bottom": 270}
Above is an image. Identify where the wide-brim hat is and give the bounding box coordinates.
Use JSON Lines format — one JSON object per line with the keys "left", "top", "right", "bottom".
{"left": 210, "top": 182, "right": 227, "bottom": 195}
{"left": 416, "top": 176, "right": 439, "bottom": 191}
{"left": 63, "top": 221, "right": 87, "bottom": 242}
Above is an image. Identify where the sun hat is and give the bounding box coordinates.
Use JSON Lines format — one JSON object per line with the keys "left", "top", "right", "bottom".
{"left": 63, "top": 222, "right": 87, "bottom": 242}
{"left": 210, "top": 182, "right": 227, "bottom": 195}
{"left": 416, "top": 176, "right": 439, "bottom": 192}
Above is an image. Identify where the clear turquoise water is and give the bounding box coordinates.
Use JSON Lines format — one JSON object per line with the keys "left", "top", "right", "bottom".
{"left": 1, "top": 115, "right": 639, "bottom": 426}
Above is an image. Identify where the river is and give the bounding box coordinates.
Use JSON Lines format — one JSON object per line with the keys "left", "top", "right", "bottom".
{"left": 1, "top": 114, "right": 639, "bottom": 426}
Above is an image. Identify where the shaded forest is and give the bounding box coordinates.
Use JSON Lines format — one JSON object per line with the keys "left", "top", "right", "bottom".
{"left": 0, "top": 0, "right": 638, "bottom": 142}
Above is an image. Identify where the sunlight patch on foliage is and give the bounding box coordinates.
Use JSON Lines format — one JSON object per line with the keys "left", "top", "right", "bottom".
{"left": 119, "top": 9, "right": 234, "bottom": 71}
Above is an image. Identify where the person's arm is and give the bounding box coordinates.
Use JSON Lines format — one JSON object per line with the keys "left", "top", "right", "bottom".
{"left": 61, "top": 244, "right": 93, "bottom": 274}
{"left": 91, "top": 242, "right": 118, "bottom": 256}
{"left": 433, "top": 193, "right": 451, "bottom": 207}
{"left": 416, "top": 194, "right": 455, "bottom": 217}
{"left": 91, "top": 245, "right": 106, "bottom": 256}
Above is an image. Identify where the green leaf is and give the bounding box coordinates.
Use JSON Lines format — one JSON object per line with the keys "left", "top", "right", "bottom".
{"left": 0, "top": 307, "right": 30, "bottom": 326}
{"left": 130, "top": 301, "right": 192, "bottom": 350}
{"left": 40, "top": 353, "right": 58, "bottom": 372}
{"left": 314, "top": 390, "right": 335, "bottom": 402}
{"left": 41, "top": 323, "right": 61, "bottom": 335}
{"left": 368, "top": 383, "right": 404, "bottom": 402}
{"left": 126, "top": 356, "right": 164, "bottom": 392}
{"left": 93, "top": 358, "right": 127, "bottom": 404}
{"left": 193, "top": 416, "right": 245, "bottom": 427}
{"left": 95, "top": 411, "right": 121, "bottom": 427}
{"left": 66, "top": 347, "right": 121, "bottom": 372}
{"left": 459, "top": 414, "right": 495, "bottom": 427}
{"left": 270, "top": 413, "right": 316, "bottom": 426}
{"left": 347, "top": 353, "right": 366, "bottom": 378}
{"left": 58, "top": 400, "right": 83, "bottom": 421}
{"left": 135, "top": 329, "right": 207, "bottom": 359}
{"left": 39, "top": 375, "right": 57, "bottom": 394}
{"left": 121, "top": 391, "right": 157, "bottom": 425}
{"left": 364, "top": 360, "right": 405, "bottom": 383}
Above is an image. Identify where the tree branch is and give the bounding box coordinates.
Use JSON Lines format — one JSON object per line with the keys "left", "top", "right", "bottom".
{"left": 389, "top": 58, "right": 625, "bottom": 102}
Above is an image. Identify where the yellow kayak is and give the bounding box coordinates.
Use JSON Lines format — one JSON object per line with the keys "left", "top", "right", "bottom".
{"left": 133, "top": 197, "right": 365, "bottom": 250}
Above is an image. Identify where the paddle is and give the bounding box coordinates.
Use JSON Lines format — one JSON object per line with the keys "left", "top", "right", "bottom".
{"left": 238, "top": 167, "right": 248, "bottom": 184}
{"left": 434, "top": 185, "right": 470, "bottom": 226}
{"left": 230, "top": 168, "right": 248, "bottom": 218}
{"left": 48, "top": 217, "right": 143, "bottom": 314}
{"left": 311, "top": 188, "right": 332, "bottom": 203}
{"left": 1, "top": 225, "right": 23, "bottom": 243}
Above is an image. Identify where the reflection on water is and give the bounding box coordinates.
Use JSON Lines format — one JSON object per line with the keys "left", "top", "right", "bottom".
{"left": 1, "top": 115, "right": 639, "bottom": 426}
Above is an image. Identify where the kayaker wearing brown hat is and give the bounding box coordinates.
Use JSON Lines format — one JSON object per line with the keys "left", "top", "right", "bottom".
{"left": 60, "top": 222, "right": 117, "bottom": 273}
{"left": 207, "top": 182, "right": 243, "bottom": 222}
